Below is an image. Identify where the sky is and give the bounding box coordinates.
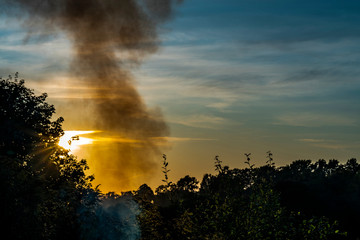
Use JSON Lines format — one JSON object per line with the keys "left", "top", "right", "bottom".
{"left": 1, "top": 0, "right": 360, "bottom": 192}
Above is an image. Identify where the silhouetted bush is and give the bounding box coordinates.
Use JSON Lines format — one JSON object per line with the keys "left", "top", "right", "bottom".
{"left": 134, "top": 155, "right": 355, "bottom": 240}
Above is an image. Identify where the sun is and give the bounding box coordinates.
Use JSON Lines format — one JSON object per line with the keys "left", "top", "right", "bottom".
{"left": 58, "top": 130, "right": 97, "bottom": 152}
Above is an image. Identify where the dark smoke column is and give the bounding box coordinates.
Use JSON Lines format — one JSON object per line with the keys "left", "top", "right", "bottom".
{"left": 4, "top": 0, "right": 183, "bottom": 191}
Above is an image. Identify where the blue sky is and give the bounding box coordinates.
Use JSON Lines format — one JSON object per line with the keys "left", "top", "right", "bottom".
{"left": 1, "top": 0, "right": 360, "bottom": 190}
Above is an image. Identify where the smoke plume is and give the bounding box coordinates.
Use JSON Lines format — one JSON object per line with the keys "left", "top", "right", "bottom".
{"left": 79, "top": 192, "right": 141, "bottom": 240}
{"left": 4, "top": 0, "right": 182, "bottom": 191}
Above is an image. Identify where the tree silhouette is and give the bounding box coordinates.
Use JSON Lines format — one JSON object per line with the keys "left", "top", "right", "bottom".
{"left": 0, "top": 75, "right": 94, "bottom": 240}
{"left": 134, "top": 155, "right": 348, "bottom": 240}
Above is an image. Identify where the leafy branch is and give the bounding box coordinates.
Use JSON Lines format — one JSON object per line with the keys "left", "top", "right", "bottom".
{"left": 244, "top": 153, "right": 254, "bottom": 169}
{"left": 214, "top": 155, "right": 223, "bottom": 174}
{"left": 162, "top": 154, "right": 172, "bottom": 186}
{"left": 266, "top": 151, "right": 275, "bottom": 167}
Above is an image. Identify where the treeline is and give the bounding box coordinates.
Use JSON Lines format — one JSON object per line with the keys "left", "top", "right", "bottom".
{"left": 1, "top": 76, "right": 360, "bottom": 239}
{"left": 132, "top": 154, "right": 360, "bottom": 239}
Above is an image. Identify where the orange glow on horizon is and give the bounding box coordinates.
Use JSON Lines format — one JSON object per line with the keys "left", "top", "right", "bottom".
{"left": 58, "top": 130, "right": 150, "bottom": 152}
{"left": 59, "top": 130, "right": 98, "bottom": 152}
{"left": 58, "top": 130, "right": 168, "bottom": 193}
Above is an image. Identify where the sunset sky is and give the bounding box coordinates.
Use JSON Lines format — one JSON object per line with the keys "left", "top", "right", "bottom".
{"left": 1, "top": 0, "right": 360, "bottom": 192}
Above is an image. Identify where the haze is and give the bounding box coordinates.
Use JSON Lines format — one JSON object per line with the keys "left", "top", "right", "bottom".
{"left": 1, "top": 0, "right": 359, "bottom": 192}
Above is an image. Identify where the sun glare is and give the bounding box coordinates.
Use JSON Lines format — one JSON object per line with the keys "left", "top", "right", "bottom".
{"left": 58, "top": 130, "right": 97, "bottom": 152}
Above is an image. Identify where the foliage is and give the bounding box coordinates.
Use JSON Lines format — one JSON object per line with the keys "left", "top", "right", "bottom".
{"left": 134, "top": 155, "right": 355, "bottom": 240}
{"left": 161, "top": 154, "right": 172, "bottom": 187}
{"left": 0, "top": 75, "right": 94, "bottom": 240}
{"left": 214, "top": 155, "right": 223, "bottom": 173}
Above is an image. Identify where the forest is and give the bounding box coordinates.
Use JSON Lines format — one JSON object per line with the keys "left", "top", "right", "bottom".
{"left": 1, "top": 76, "right": 359, "bottom": 240}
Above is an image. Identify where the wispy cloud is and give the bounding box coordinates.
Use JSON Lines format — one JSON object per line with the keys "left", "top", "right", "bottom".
{"left": 299, "top": 138, "right": 325, "bottom": 143}
{"left": 275, "top": 113, "right": 357, "bottom": 127}
{"left": 153, "top": 136, "right": 217, "bottom": 142}
{"left": 298, "top": 138, "right": 349, "bottom": 150}
{"left": 169, "top": 114, "right": 227, "bottom": 129}
{"left": 1, "top": 0, "right": 360, "bottom": 174}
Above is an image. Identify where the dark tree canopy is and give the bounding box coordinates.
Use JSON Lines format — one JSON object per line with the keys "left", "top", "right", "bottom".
{"left": 0, "top": 75, "right": 94, "bottom": 240}
{"left": 134, "top": 157, "right": 360, "bottom": 240}
{"left": 0, "top": 74, "right": 63, "bottom": 158}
